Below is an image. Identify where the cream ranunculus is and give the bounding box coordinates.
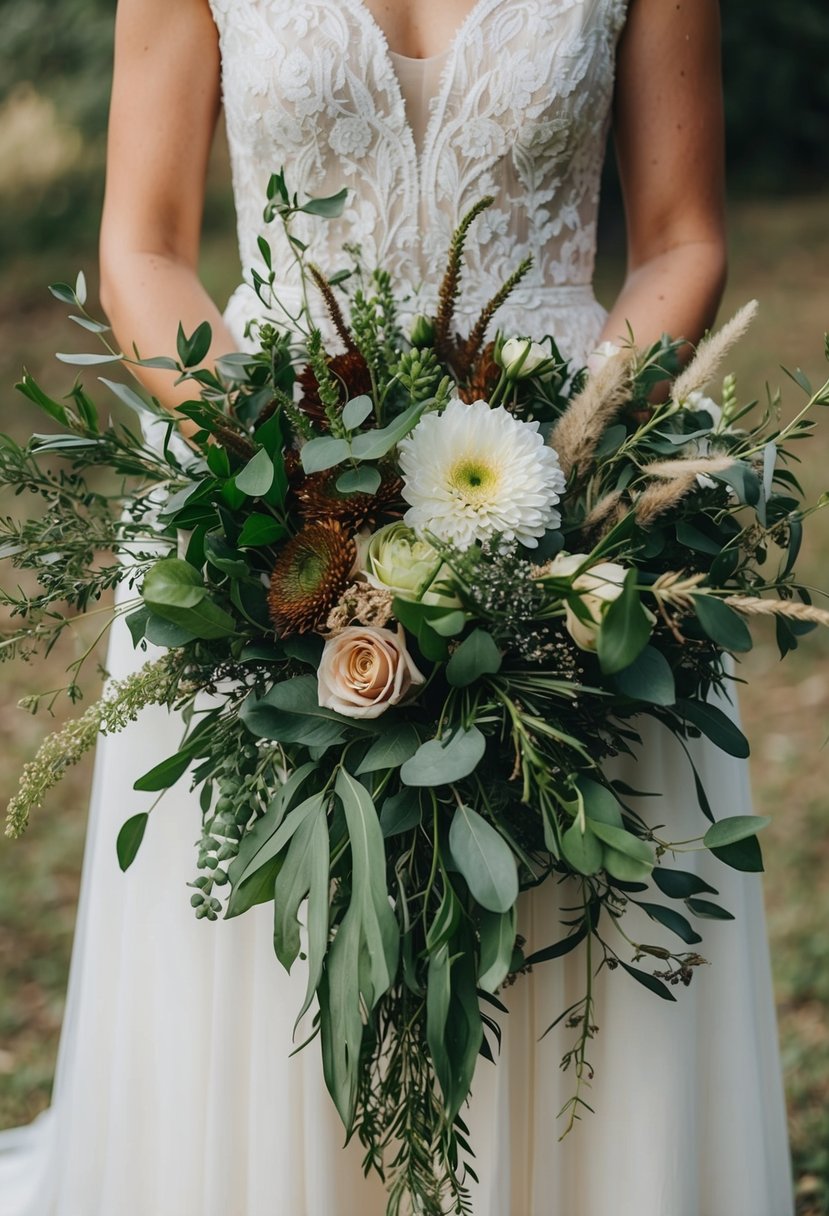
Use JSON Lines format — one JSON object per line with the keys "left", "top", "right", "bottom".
{"left": 360, "top": 522, "right": 458, "bottom": 606}
{"left": 547, "top": 552, "right": 630, "bottom": 652}
{"left": 317, "top": 624, "right": 425, "bottom": 719}
{"left": 498, "top": 336, "right": 552, "bottom": 379}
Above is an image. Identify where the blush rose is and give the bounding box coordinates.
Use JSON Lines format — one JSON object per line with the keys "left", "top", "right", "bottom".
{"left": 317, "top": 624, "right": 425, "bottom": 719}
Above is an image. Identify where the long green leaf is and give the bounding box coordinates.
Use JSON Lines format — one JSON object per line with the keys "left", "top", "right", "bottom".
{"left": 597, "top": 569, "right": 652, "bottom": 675}
{"left": 448, "top": 804, "right": 518, "bottom": 913}
{"left": 335, "top": 770, "right": 399, "bottom": 1006}
{"left": 273, "top": 804, "right": 330, "bottom": 1026}
{"left": 478, "top": 907, "right": 516, "bottom": 993}
{"left": 319, "top": 912, "right": 364, "bottom": 1130}
{"left": 240, "top": 676, "right": 366, "bottom": 747}
{"left": 226, "top": 791, "right": 325, "bottom": 916}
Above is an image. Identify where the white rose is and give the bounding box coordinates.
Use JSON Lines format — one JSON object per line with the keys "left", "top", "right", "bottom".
{"left": 317, "top": 624, "right": 425, "bottom": 719}
{"left": 498, "top": 336, "right": 552, "bottom": 379}
{"left": 359, "top": 522, "right": 458, "bottom": 607}
{"left": 547, "top": 552, "right": 632, "bottom": 651}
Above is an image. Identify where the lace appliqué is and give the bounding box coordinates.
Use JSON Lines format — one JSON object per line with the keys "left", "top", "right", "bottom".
{"left": 208, "top": 0, "right": 628, "bottom": 361}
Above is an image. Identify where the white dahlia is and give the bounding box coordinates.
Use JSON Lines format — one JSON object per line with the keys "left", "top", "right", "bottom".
{"left": 398, "top": 398, "right": 566, "bottom": 550}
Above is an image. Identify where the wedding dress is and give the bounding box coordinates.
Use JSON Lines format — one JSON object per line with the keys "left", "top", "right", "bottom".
{"left": 0, "top": 2, "right": 794, "bottom": 1213}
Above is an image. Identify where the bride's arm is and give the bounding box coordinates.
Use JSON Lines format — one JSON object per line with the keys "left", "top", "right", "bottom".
{"left": 99, "top": 0, "right": 236, "bottom": 416}
{"left": 599, "top": 0, "right": 727, "bottom": 353}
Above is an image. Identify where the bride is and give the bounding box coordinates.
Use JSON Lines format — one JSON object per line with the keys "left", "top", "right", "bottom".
{"left": 0, "top": 0, "right": 794, "bottom": 1213}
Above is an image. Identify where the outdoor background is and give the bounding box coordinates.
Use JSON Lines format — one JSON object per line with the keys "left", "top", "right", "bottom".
{"left": 0, "top": 2, "right": 828, "bottom": 1212}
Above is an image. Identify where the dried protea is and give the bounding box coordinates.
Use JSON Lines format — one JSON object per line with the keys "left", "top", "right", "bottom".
{"left": 296, "top": 465, "right": 404, "bottom": 527}
{"left": 297, "top": 350, "right": 373, "bottom": 430}
{"left": 267, "top": 521, "right": 356, "bottom": 636}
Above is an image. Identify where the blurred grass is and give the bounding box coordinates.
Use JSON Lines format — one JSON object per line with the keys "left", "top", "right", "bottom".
{"left": 1, "top": 187, "right": 828, "bottom": 1213}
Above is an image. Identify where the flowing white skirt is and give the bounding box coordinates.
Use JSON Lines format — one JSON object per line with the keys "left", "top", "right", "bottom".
{"left": 0, "top": 576, "right": 795, "bottom": 1216}
{"left": 0, "top": 296, "right": 794, "bottom": 1214}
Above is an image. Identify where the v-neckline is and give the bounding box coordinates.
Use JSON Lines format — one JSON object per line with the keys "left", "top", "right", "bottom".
{"left": 344, "top": 0, "right": 500, "bottom": 180}
{"left": 348, "top": 0, "right": 491, "bottom": 64}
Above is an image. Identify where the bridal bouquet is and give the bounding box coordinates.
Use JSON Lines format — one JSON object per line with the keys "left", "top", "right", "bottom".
{"left": 3, "top": 178, "right": 829, "bottom": 1214}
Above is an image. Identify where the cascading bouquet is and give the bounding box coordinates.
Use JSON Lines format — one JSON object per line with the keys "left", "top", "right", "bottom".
{"left": 3, "top": 177, "right": 829, "bottom": 1214}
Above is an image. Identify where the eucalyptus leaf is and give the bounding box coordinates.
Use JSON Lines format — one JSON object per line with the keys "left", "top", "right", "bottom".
{"left": 448, "top": 804, "right": 518, "bottom": 913}
{"left": 446, "top": 630, "right": 502, "bottom": 687}
{"left": 299, "top": 187, "right": 348, "bottom": 217}
{"left": 577, "top": 777, "right": 623, "bottom": 826}
{"left": 400, "top": 726, "right": 486, "bottom": 787}
{"left": 710, "top": 834, "right": 764, "bottom": 873}
{"left": 524, "top": 923, "right": 587, "bottom": 966}
{"left": 426, "top": 881, "right": 461, "bottom": 952}
{"left": 99, "top": 377, "right": 161, "bottom": 417}
{"left": 429, "top": 610, "right": 467, "bottom": 637}
{"left": 228, "top": 790, "right": 325, "bottom": 911}
{"left": 335, "top": 770, "right": 399, "bottom": 1005}
{"left": 273, "top": 802, "right": 330, "bottom": 1026}
{"left": 351, "top": 400, "right": 427, "bottom": 461}
{"left": 56, "top": 351, "right": 122, "bottom": 366}
{"left": 300, "top": 436, "right": 351, "bottom": 474}
{"left": 589, "top": 820, "right": 654, "bottom": 867}
{"left": 133, "top": 749, "right": 193, "bottom": 792}
{"left": 227, "top": 763, "right": 317, "bottom": 890}
{"left": 703, "top": 815, "right": 771, "bottom": 849}
{"left": 341, "top": 394, "right": 374, "bottom": 430}
{"left": 336, "top": 465, "right": 382, "bottom": 495}
{"left": 319, "top": 912, "right": 363, "bottom": 1129}
{"left": 601, "top": 847, "right": 654, "bottom": 884}
{"left": 235, "top": 446, "right": 275, "bottom": 497}
{"left": 561, "top": 821, "right": 603, "bottom": 876}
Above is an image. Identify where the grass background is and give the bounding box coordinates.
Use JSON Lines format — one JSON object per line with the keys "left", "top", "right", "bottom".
{"left": 0, "top": 135, "right": 828, "bottom": 1213}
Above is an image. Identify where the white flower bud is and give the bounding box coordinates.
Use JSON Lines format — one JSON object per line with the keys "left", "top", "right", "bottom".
{"left": 498, "top": 337, "right": 552, "bottom": 379}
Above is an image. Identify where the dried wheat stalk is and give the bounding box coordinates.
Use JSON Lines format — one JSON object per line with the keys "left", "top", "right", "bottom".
{"left": 549, "top": 349, "right": 635, "bottom": 478}
{"left": 671, "top": 301, "right": 759, "bottom": 404}
{"left": 724, "top": 596, "right": 829, "bottom": 627}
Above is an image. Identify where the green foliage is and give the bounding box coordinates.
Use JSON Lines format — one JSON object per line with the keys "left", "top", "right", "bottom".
{"left": 721, "top": 0, "right": 829, "bottom": 192}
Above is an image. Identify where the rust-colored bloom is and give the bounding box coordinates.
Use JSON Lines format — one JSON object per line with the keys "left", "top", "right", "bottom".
{"left": 295, "top": 465, "right": 404, "bottom": 527}
{"left": 267, "top": 521, "right": 356, "bottom": 636}
{"left": 457, "top": 341, "right": 501, "bottom": 405}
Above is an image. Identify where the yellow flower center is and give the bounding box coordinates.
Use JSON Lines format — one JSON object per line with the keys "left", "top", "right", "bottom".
{"left": 448, "top": 458, "right": 499, "bottom": 504}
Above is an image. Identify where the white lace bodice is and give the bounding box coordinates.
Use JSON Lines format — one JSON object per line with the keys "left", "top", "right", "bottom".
{"left": 209, "top": 0, "right": 628, "bottom": 363}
